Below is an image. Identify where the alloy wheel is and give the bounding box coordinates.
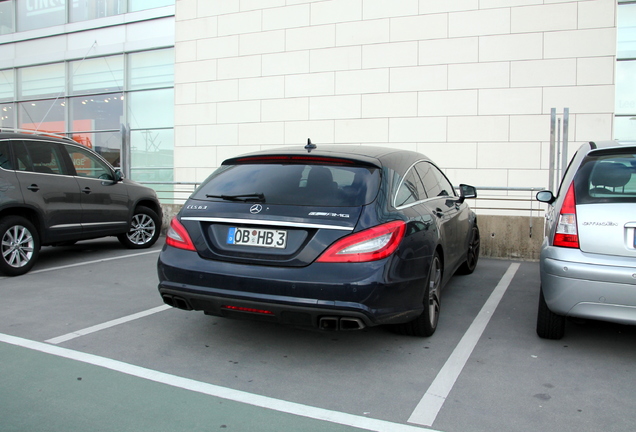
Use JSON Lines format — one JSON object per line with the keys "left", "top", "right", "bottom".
{"left": 127, "top": 213, "right": 156, "bottom": 246}
{"left": 2, "top": 225, "right": 35, "bottom": 268}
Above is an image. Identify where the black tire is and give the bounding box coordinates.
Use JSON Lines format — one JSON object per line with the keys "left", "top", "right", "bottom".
{"left": 0, "top": 216, "right": 40, "bottom": 276}
{"left": 457, "top": 223, "right": 480, "bottom": 275}
{"left": 393, "top": 252, "right": 442, "bottom": 337}
{"left": 536, "top": 285, "right": 566, "bottom": 340}
{"left": 117, "top": 206, "right": 161, "bottom": 249}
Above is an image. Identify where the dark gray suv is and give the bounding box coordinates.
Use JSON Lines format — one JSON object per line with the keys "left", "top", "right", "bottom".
{"left": 0, "top": 130, "right": 162, "bottom": 276}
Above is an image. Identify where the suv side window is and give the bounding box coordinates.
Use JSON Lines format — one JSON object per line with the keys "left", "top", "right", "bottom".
{"left": 0, "top": 141, "right": 12, "bottom": 170}
{"left": 15, "top": 140, "right": 65, "bottom": 175}
{"left": 416, "top": 162, "right": 454, "bottom": 198}
{"left": 62, "top": 144, "right": 113, "bottom": 180}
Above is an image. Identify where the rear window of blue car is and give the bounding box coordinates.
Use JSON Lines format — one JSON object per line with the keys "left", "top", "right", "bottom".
{"left": 575, "top": 151, "right": 636, "bottom": 204}
{"left": 193, "top": 163, "right": 380, "bottom": 207}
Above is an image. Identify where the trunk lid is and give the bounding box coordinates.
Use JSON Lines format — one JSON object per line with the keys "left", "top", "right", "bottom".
{"left": 180, "top": 201, "right": 361, "bottom": 266}
{"left": 577, "top": 204, "right": 636, "bottom": 257}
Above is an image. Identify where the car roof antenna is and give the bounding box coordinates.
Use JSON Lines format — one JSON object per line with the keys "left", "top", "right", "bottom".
{"left": 305, "top": 138, "right": 317, "bottom": 153}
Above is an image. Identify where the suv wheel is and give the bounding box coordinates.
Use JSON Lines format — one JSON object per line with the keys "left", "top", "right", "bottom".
{"left": 0, "top": 216, "right": 40, "bottom": 276}
{"left": 536, "top": 285, "right": 566, "bottom": 339}
{"left": 117, "top": 206, "right": 161, "bottom": 249}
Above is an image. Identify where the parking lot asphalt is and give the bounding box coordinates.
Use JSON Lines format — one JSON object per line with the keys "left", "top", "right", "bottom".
{"left": 1, "top": 238, "right": 636, "bottom": 432}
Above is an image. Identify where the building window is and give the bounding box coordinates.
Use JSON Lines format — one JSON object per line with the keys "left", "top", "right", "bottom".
{"left": 70, "top": 0, "right": 125, "bottom": 23}
{"left": 0, "top": 69, "right": 14, "bottom": 101}
{"left": 129, "top": 0, "right": 173, "bottom": 13}
{"left": 70, "top": 56, "right": 124, "bottom": 95}
{"left": 1, "top": 48, "right": 173, "bottom": 181}
{"left": 0, "top": 0, "right": 174, "bottom": 33}
{"left": 0, "top": 0, "right": 14, "bottom": 35}
{"left": 617, "top": 2, "right": 636, "bottom": 141}
{"left": 128, "top": 49, "right": 174, "bottom": 90}
{"left": 16, "top": 0, "right": 66, "bottom": 32}
{"left": 18, "top": 63, "right": 65, "bottom": 100}
{"left": 18, "top": 100, "right": 66, "bottom": 133}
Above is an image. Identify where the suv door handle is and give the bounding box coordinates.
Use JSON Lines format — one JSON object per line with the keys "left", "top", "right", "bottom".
{"left": 27, "top": 184, "right": 39, "bottom": 192}
{"left": 82, "top": 187, "right": 92, "bottom": 194}
{"left": 434, "top": 208, "right": 444, "bottom": 218}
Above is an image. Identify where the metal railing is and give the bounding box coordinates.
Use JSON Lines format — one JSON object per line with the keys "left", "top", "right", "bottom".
{"left": 139, "top": 181, "right": 200, "bottom": 205}
{"left": 139, "top": 182, "right": 548, "bottom": 215}
{"left": 466, "top": 186, "right": 546, "bottom": 214}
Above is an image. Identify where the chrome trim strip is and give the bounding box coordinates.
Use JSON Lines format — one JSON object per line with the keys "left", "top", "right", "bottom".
{"left": 181, "top": 217, "right": 354, "bottom": 231}
{"left": 50, "top": 222, "right": 126, "bottom": 229}
{"left": 50, "top": 224, "right": 82, "bottom": 229}
{"left": 82, "top": 222, "right": 127, "bottom": 227}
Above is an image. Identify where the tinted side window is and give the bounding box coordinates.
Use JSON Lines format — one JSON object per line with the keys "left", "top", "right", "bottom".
{"left": 0, "top": 141, "right": 12, "bottom": 170}
{"left": 16, "top": 141, "right": 64, "bottom": 175}
{"left": 62, "top": 144, "right": 113, "bottom": 180}
{"left": 395, "top": 167, "right": 426, "bottom": 207}
{"left": 416, "top": 162, "right": 454, "bottom": 198}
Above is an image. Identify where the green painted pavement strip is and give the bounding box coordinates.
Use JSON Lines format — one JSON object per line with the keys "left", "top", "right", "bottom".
{"left": 0, "top": 339, "right": 433, "bottom": 432}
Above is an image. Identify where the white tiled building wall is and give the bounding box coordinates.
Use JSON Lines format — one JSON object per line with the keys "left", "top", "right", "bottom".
{"left": 174, "top": 0, "right": 617, "bottom": 192}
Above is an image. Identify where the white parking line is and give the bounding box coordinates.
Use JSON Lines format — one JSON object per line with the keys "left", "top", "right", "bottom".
{"left": 408, "top": 263, "right": 521, "bottom": 427}
{"left": 1, "top": 333, "right": 441, "bottom": 432}
{"left": 45, "top": 305, "right": 172, "bottom": 345}
{"left": 29, "top": 249, "right": 161, "bottom": 275}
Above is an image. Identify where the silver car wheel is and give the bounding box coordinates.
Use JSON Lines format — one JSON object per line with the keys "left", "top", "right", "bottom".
{"left": 127, "top": 213, "right": 156, "bottom": 245}
{"left": 2, "top": 224, "right": 35, "bottom": 268}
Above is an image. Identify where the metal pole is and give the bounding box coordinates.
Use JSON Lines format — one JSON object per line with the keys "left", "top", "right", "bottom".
{"left": 561, "top": 108, "right": 569, "bottom": 178}
{"left": 549, "top": 108, "right": 556, "bottom": 191}
{"left": 557, "top": 118, "right": 562, "bottom": 184}
{"left": 120, "top": 123, "right": 131, "bottom": 179}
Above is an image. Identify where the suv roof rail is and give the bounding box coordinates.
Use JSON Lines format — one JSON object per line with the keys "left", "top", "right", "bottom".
{"left": 0, "top": 128, "right": 77, "bottom": 142}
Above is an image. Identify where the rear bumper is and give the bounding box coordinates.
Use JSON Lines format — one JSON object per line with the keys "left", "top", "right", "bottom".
{"left": 157, "top": 247, "right": 427, "bottom": 329}
{"left": 541, "top": 250, "right": 636, "bottom": 324}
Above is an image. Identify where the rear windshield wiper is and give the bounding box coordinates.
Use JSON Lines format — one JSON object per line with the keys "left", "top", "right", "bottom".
{"left": 205, "top": 193, "right": 265, "bottom": 202}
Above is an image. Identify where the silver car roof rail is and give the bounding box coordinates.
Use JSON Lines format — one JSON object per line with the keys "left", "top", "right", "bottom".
{"left": 0, "top": 128, "right": 76, "bottom": 143}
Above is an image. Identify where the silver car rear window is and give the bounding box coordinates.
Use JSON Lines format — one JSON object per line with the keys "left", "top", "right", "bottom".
{"left": 575, "top": 152, "right": 636, "bottom": 204}
{"left": 194, "top": 163, "right": 380, "bottom": 207}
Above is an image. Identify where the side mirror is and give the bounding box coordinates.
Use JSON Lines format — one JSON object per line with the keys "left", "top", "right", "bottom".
{"left": 114, "top": 169, "right": 124, "bottom": 182}
{"left": 536, "top": 190, "right": 555, "bottom": 204}
{"left": 457, "top": 184, "right": 477, "bottom": 203}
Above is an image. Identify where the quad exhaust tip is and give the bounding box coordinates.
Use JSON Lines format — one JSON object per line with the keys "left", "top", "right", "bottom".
{"left": 162, "top": 294, "right": 192, "bottom": 311}
{"left": 319, "top": 316, "right": 365, "bottom": 331}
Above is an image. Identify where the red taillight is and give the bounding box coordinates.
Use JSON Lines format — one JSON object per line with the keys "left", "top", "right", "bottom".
{"left": 316, "top": 220, "right": 406, "bottom": 263}
{"left": 222, "top": 305, "right": 274, "bottom": 315}
{"left": 553, "top": 183, "right": 579, "bottom": 248}
{"left": 166, "top": 217, "right": 196, "bottom": 251}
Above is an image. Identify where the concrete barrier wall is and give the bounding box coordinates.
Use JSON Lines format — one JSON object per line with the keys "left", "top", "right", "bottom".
{"left": 478, "top": 215, "right": 545, "bottom": 261}
{"left": 160, "top": 204, "right": 545, "bottom": 261}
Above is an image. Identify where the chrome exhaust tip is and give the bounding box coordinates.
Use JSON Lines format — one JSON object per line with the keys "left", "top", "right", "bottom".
{"left": 340, "top": 317, "right": 365, "bottom": 331}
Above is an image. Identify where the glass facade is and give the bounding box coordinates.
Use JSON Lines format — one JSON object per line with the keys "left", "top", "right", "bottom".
{"left": 0, "top": 48, "right": 174, "bottom": 183}
{"left": 617, "top": 2, "right": 636, "bottom": 141}
{"left": 0, "top": 0, "right": 172, "bottom": 33}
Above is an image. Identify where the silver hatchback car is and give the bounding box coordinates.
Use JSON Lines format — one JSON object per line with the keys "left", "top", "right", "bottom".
{"left": 536, "top": 141, "right": 636, "bottom": 339}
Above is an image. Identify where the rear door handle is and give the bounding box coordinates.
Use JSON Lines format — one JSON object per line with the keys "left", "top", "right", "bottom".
{"left": 27, "top": 184, "right": 39, "bottom": 192}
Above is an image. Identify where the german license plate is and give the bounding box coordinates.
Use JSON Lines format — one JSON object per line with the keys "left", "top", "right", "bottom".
{"left": 226, "top": 227, "right": 287, "bottom": 248}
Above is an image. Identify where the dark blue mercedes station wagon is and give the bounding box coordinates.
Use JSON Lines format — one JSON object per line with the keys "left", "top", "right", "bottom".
{"left": 157, "top": 143, "right": 479, "bottom": 336}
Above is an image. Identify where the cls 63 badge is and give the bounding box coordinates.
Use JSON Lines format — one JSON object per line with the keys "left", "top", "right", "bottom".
{"left": 186, "top": 205, "right": 208, "bottom": 210}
